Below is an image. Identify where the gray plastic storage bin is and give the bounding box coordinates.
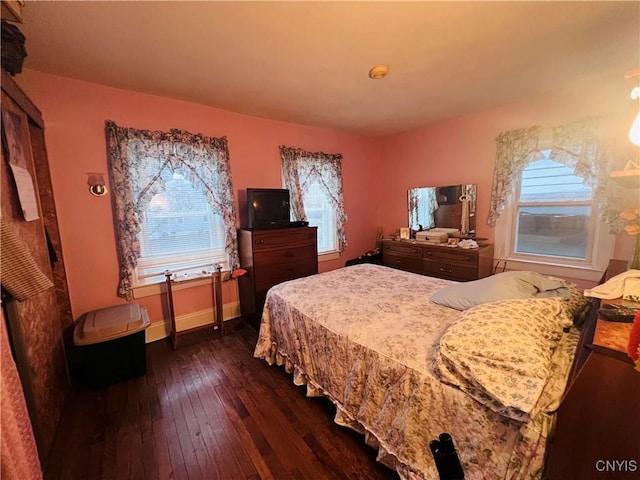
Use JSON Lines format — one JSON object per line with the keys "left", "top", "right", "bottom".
{"left": 73, "top": 303, "right": 150, "bottom": 388}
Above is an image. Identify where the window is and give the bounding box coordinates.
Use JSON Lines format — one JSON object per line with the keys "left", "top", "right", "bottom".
{"left": 105, "top": 121, "right": 238, "bottom": 299}
{"left": 513, "top": 151, "right": 594, "bottom": 260}
{"left": 495, "top": 150, "right": 614, "bottom": 279}
{"left": 280, "top": 146, "right": 347, "bottom": 256}
{"left": 488, "top": 120, "right": 622, "bottom": 282}
{"left": 135, "top": 171, "right": 228, "bottom": 285}
{"left": 303, "top": 180, "right": 338, "bottom": 253}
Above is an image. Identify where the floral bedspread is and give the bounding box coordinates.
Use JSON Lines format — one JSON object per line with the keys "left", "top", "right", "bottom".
{"left": 254, "top": 264, "right": 578, "bottom": 480}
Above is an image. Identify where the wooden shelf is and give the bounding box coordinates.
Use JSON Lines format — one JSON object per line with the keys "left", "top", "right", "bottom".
{"left": 610, "top": 168, "right": 640, "bottom": 189}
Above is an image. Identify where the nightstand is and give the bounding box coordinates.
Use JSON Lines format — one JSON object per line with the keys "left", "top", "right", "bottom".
{"left": 545, "top": 260, "right": 640, "bottom": 479}
{"left": 591, "top": 306, "right": 635, "bottom": 363}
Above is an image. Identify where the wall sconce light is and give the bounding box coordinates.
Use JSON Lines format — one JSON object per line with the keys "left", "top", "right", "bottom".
{"left": 87, "top": 172, "right": 108, "bottom": 197}
{"left": 625, "top": 68, "right": 640, "bottom": 147}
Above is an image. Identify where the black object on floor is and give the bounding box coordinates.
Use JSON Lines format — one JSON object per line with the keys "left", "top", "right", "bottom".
{"left": 429, "top": 433, "right": 465, "bottom": 480}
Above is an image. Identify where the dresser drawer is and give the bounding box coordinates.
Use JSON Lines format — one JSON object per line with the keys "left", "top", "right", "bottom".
{"left": 238, "top": 227, "right": 318, "bottom": 324}
{"left": 254, "top": 245, "right": 317, "bottom": 268}
{"left": 423, "top": 261, "right": 476, "bottom": 281}
{"left": 382, "top": 242, "right": 423, "bottom": 259}
{"left": 422, "top": 247, "right": 478, "bottom": 266}
{"left": 383, "top": 254, "right": 423, "bottom": 275}
{"left": 254, "top": 257, "right": 318, "bottom": 291}
{"left": 252, "top": 228, "right": 316, "bottom": 250}
{"left": 380, "top": 239, "right": 492, "bottom": 282}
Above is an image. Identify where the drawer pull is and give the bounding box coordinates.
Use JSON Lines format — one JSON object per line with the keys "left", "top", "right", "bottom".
{"left": 259, "top": 239, "right": 265, "bottom": 244}
{"left": 439, "top": 267, "right": 453, "bottom": 273}
{"left": 284, "top": 252, "right": 294, "bottom": 258}
{"left": 425, "top": 251, "right": 432, "bottom": 256}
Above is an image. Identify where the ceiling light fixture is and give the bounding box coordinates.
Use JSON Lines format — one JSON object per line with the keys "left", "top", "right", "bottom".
{"left": 369, "top": 64, "right": 389, "bottom": 80}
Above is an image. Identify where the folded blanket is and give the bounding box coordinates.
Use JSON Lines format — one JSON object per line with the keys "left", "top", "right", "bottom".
{"left": 583, "top": 270, "right": 640, "bottom": 300}
{"left": 0, "top": 218, "right": 53, "bottom": 301}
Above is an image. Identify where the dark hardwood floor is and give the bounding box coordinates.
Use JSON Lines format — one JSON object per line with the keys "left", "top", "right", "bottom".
{"left": 45, "top": 320, "right": 400, "bottom": 480}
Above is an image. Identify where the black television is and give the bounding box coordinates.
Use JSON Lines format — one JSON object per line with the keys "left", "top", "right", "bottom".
{"left": 246, "top": 188, "right": 291, "bottom": 229}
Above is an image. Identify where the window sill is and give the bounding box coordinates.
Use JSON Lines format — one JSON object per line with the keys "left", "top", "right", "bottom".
{"left": 133, "top": 253, "right": 342, "bottom": 297}
{"left": 318, "top": 251, "right": 340, "bottom": 262}
{"left": 133, "top": 274, "right": 215, "bottom": 299}
{"left": 494, "top": 256, "right": 605, "bottom": 283}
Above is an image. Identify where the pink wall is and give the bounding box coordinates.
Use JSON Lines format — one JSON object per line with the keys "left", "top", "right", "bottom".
{"left": 377, "top": 71, "right": 637, "bottom": 261}
{"left": 17, "top": 70, "right": 383, "bottom": 323}
{"left": 16, "top": 69, "right": 637, "bottom": 325}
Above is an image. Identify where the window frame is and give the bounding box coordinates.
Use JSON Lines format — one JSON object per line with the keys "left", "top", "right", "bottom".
{"left": 494, "top": 152, "right": 615, "bottom": 282}
{"left": 280, "top": 145, "right": 347, "bottom": 258}
{"left": 300, "top": 179, "right": 339, "bottom": 256}
{"left": 105, "top": 121, "right": 238, "bottom": 300}
{"left": 133, "top": 177, "right": 229, "bottom": 287}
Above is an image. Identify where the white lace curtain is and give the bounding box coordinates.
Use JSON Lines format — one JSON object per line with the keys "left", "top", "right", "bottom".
{"left": 105, "top": 121, "right": 239, "bottom": 299}
{"left": 408, "top": 187, "right": 438, "bottom": 230}
{"left": 487, "top": 117, "right": 629, "bottom": 232}
{"left": 280, "top": 145, "right": 348, "bottom": 253}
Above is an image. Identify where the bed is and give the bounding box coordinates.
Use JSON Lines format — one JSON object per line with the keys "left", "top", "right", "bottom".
{"left": 253, "top": 264, "right": 585, "bottom": 480}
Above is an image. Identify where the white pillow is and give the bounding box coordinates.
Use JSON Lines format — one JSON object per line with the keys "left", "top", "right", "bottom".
{"left": 430, "top": 270, "right": 569, "bottom": 311}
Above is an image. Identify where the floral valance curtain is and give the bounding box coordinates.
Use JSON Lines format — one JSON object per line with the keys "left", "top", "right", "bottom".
{"left": 486, "top": 126, "right": 543, "bottom": 226}
{"left": 487, "top": 117, "right": 627, "bottom": 232}
{"left": 105, "top": 120, "right": 239, "bottom": 299}
{"left": 548, "top": 118, "right": 623, "bottom": 230}
{"left": 280, "top": 145, "right": 348, "bottom": 253}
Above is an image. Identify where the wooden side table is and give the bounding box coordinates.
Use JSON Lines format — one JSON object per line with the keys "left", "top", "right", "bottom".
{"left": 164, "top": 267, "right": 225, "bottom": 349}
{"left": 546, "top": 348, "right": 640, "bottom": 479}
{"left": 546, "top": 259, "right": 640, "bottom": 479}
{"left": 592, "top": 304, "right": 635, "bottom": 363}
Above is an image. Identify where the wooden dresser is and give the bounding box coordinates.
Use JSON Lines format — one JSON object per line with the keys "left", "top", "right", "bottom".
{"left": 381, "top": 239, "right": 494, "bottom": 281}
{"left": 238, "top": 227, "right": 318, "bottom": 328}
{"left": 545, "top": 259, "right": 640, "bottom": 479}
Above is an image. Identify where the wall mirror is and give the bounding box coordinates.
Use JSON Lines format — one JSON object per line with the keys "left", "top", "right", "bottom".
{"left": 408, "top": 184, "right": 476, "bottom": 236}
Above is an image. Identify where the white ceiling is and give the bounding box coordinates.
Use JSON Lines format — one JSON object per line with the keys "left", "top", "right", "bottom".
{"left": 18, "top": 1, "right": 640, "bottom": 136}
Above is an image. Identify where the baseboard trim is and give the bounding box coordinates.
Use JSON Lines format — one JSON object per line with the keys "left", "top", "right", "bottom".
{"left": 145, "top": 301, "right": 241, "bottom": 343}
